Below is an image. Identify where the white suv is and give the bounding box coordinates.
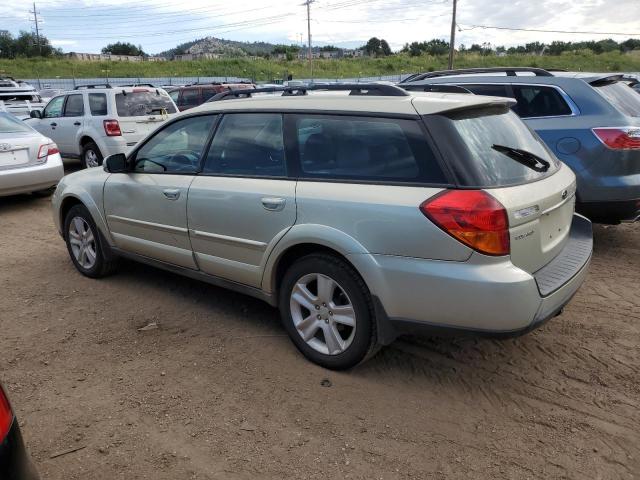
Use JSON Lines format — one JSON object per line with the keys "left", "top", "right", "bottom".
{"left": 25, "top": 85, "right": 178, "bottom": 168}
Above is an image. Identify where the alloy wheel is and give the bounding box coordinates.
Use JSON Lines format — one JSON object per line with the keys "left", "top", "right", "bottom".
{"left": 68, "top": 217, "right": 97, "bottom": 269}
{"left": 289, "top": 273, "right": 356, "bottom": 355}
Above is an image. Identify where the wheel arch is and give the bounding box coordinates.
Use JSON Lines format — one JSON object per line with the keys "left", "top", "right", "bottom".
{"left": 57, "top": 191, "right": 113, "bottom": 246}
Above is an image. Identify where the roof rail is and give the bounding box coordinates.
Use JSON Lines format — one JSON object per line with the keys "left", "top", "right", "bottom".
{"left": 402, "top": 84, "right": 473, "bottom": 94}
{"left": 117, "top": 83, "right": 157, "bottom": 88}
{"left": 74, "top": 84, "right": 113, "bottom": 90}
{"left": 401, "top": 67, "right": 554, "bottom": 83}
{"left": 207, "top": 83, "right": 410, "bottom": 102}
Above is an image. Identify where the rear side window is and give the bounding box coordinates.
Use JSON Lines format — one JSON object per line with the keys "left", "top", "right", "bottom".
{"left": 63, "top": 94, "right": 84, "bottom": 117}
{"left": 179, "top": 89, "right": 201, "bottom": 108}
{"left": 594, "top": 81, "right": 640, "bottom": 117}
{"left": 462, "top": 84, "right": 513, "bottom": 98}
{"left": 88, "top": 93, "right": 107, "bottom": 116}
{"left": 512, "top": 85, "right": 573, "bottom": 118}
{"left": 115, "top": 91, "right": 177, "bottom": 117}
{"left": 426, "top": 107, "right": 559, "bottom": 187}
{"left": 293, "top": 114, "right": 447, "bottom": 184}
{"left": 203, "top": 113, "right": 285, "bottom": 177}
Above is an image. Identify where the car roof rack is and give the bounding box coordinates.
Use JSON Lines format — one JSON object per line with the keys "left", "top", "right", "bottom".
{"left": 401, "top": 67, "right": 554, "bottom": 82}
{"left": 207, "top": 83, "right": 410, "bottom": 102}
{"left": 74, "top": 84, "right": 113, "bottom": 90}
{"left": 402, "top": 84, "right": 473, "bottom": 94}
{"left": 117, "top": 83, "right": 157, "bottom": 88}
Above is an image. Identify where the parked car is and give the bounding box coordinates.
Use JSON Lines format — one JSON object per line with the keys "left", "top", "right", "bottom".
{"left": 0, "top": 78, "right": 46, "bottom": 120}
{"left": 25, "top": 84, "right": 178, "bottom": 168}
{"left": 0, "top": 382, "right": 39, "bottom": 480}
{"left": 37, "top": 89, "right": 65, "bottom": 103}
{"left": 52, "top": 84, "right": 592, "bottom": 370}
{"left": 0, "top": 112, "right": 63, "bottom": 197}
{"left": 400, "top": 67, "right": 640, "bottom": 223}
{"left": 169, "top": 82, "right": 255, "bottom": 111}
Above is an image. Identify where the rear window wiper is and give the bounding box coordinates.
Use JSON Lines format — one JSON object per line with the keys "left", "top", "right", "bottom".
{"left": 492, "top": 144, "right": 550, "bottom": 173}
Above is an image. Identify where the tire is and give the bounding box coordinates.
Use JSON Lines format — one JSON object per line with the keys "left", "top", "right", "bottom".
{"left": 279, "top": 253, "right": 378, "bottom": 370}
{"left": 81, "top": 141, "right": 103, "bottom": 169}
{"left": 64, "top": 204, "right": 118, "bottom": 278}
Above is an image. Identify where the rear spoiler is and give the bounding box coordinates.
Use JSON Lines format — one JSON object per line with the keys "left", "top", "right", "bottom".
{"left": 588, "top": 74, "right": 624, "bottom": 86}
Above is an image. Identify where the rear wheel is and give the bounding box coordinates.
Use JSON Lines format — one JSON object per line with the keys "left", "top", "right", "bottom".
{"left": 64, "top": 204, "right": 118, "bottom": 278}
{"left": 81, "top": 141, "right": 103, "bottom": 168}
{"left": 279, "top": 254, "right": 378, "bottom": 370}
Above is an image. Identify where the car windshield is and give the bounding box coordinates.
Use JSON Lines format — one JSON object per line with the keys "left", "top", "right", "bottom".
{"left": 594, "top": 81, "right": 640, "bottom": 117}
{"left": 115, "top": 91, "right": 177, "bottom": 117}
{"left": 435, "top": 106, "right": 559, "bottom": 187}
{"left": 0, "top": 113, "right": 32, "bottom": 133}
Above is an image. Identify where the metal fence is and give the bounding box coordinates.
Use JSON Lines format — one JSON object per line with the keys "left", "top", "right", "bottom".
{"left": 23, "top": 74, "right": 414, "bottom": 90}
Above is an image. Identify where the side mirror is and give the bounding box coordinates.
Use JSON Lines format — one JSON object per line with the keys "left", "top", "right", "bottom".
{"left": 103, "top": 153, "right": 129, "bottom": 173}
{"left": 30, "top": 110, "right": 42, "bottom": 119}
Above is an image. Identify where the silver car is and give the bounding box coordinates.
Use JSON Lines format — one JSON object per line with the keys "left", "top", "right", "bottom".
{"left": 0, "top": 112, "right": 64, "bottom": 197}
{"left": 51, "top": 84, "right": 593, "bottom": 369}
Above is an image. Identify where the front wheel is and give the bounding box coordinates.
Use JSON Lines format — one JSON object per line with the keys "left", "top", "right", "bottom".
{"left": 64, "top": 204, "right": 118, "bottom": 278}
{"left": 81, "top": 141, "right": 103, "bottom": 169}
{"left": 279, "top": 254, "right": 378, "bottom": 370}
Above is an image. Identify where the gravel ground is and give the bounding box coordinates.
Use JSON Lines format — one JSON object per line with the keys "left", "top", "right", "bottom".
{"left": 1, "top": 165, "right": 638, "bottom": 479}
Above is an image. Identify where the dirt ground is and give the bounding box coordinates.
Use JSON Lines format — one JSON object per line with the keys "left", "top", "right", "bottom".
{"left": 1, "top": 162, "right": 639, "bottom": 479}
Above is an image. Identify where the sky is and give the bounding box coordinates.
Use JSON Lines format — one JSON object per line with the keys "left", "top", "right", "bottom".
{"left": 1, "top": 0, "right": 639, "bottom": 55}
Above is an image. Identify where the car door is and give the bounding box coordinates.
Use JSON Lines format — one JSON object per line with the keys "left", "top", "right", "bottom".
{"left": 55, "top": 93, "right": 85, "bottom": 155}
{"left": 187, "top": 112, "right": 296, "bottom": 287}
{"left": 103, "top": 114, "right": 218, "bottom": 268}
{"left": 31, "top": 95, "right": 65, "bottom": 146}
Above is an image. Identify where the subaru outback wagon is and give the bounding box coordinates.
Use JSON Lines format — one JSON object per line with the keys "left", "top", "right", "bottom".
{"left": 52, "top": 84, "right": 593, "bottom": 370}
{"left": 400, "top": 67, "right": 640, "bottom": 223}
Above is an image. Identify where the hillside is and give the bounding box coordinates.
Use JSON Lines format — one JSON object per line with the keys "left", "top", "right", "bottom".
{"left": 159, "top": 36, "right": 277, "bottom": 58}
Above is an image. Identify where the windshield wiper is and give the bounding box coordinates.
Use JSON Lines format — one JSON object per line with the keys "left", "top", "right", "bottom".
{"left": 492, "top": 144, "right": 551, "bottom": 173}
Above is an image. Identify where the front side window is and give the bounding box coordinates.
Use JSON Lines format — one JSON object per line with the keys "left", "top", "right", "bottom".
{"left": 88, "top": 93, "right": 107, "bottom": 116}
{"left": 293, "top": 114, "right": 447, "bottom": 183}
{"left": 115, "top": 91, "right": 177, "bottom": 117}
{"left": 133, "top": 115, "right": 216, "bottom": 174}
{"left": 512, "top": 85, "right": 573, "bottom": 118}
{"left": 202, "top": 113, "right": 285, "bottom": 177}
{"left": 63, "top": 94, "right": 85, "bottom": 117}
{"left": 43, "top": 96, "right": 65, "bottom": 118}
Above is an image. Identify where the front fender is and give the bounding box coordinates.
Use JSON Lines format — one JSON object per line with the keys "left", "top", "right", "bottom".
{"left": 261, "top": 223, "right": 371, "bottom": 294}
{"left": 52, "top": 173, "right": 113, "bottom": 245}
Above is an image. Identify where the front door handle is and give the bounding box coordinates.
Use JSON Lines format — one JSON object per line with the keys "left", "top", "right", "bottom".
{"left": 261, "top": 197, "right": 286, "bottom": 211}
{"left": 73, "top": 121, "right": 81, "bottom": 126}
{"left": 50, "top": 122, "right": 57, "bottom": 127}
{"left": 163, "top": 188, "right": 181, "bottom": 200}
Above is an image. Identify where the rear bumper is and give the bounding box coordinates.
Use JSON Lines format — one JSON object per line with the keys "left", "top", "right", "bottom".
{"left": 0, "top": 154, "right": 64, "bottom": 197}
{"left": 0, "top": 422, "right": 39, "bottom": 480}
{"left": 359, "top": 214, "right": 593, "bottom": 344}
{"left": 576, "top": 198, "right": 640, "bottom": 223}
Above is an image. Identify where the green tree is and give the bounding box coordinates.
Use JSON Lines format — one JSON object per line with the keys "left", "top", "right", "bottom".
{"left": 101, "top": 42, "right": 145, "bottom": 56}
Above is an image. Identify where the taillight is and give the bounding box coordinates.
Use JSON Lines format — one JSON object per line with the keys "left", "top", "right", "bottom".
{"left": 420, "top": 190, "right": 510, "bottom": 256}
{"left": 592, "top": 127, "right": 640, "bottom": 150}
{"left": 104, "top": 119, "right": 122, "bottom": 136}
{"left": 0, "top": 386, "right": 13, "bottom": 441}
{"left": 37, "top": 142, "right": 60, "bottom": 161}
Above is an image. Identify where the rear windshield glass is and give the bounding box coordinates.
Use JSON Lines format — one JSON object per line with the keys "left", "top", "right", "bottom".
{"left": 594, "top": 81, "right": 640, "bottom": 117}
{"left": 115, "top": 91, "right": 177, "bottom": 117}
{"left": 430, "top": 107, "right": 559, "bottom": 187}
{"left": 0, "top": 113, "right": 32, "bottom": 133}
{"left": 0, "top": 94, "right": 41, "bottom": 102}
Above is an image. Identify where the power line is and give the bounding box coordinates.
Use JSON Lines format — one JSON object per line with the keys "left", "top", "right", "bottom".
{"left": 458, "top": 24, "right": 640, "bottom": 37}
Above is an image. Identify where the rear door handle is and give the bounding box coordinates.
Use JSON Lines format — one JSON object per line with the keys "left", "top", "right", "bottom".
{"left": 261, "top": 197, "right": 286, "bottom": 211}
{"left": 163, "top": 188, "right": 181, "bottom": 200}
{"left": 73, "top": 121, "right": 81, "bottom": 126}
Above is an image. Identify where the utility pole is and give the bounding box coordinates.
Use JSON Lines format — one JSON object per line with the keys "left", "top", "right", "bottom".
{"left": 30, "top": 2, "right": 42, "bottom": 55}
{"left": 447, "top": 0, "right": 457, "bottom": 69}
{"left": 302, "top": 0, "right": 315, "bottom": 80}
